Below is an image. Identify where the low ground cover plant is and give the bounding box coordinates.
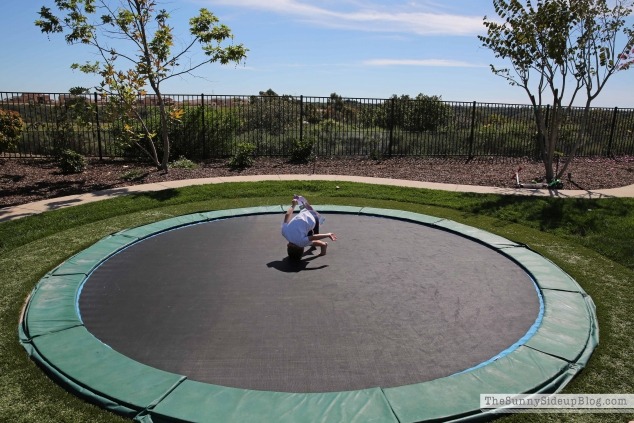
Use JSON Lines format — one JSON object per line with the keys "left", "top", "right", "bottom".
{"left": 58, "top": 149, "right": 87, "bottom": 174}
{"left": 118, "top": 169, "right": 145, "bottom": 181}
{"left": 168, "top": 156, "right": 197, "bottom": 170}
{"left": 289, "top": 136, "right": 316, "bottom": 162}
{"left": 229, "top": 142, "right": 256, "bottom": 168}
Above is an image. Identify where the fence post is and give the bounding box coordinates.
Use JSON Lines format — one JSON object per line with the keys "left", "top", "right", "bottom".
{"left": 201, "top": 93, "right": 206, "bottom": 159}
{"left": 607, "top": 106, "right": 618, "bottom": 157}
{"left": 299, "top": 95, "right": 304, "bottom": 143}
{"left": 468, "top": 101, "right": 477, "bottom": 159}
{"left": 388, "top": 97, "right": 395, "bottom": 156}
{"left": 93, "top": 92, "right": 103, "bottom": 160}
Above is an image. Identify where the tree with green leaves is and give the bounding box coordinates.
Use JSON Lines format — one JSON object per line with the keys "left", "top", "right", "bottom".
{"left": 241, "top": 89, "right": 299, "bottom": 136}
{"left": 36, "top": 0, "right": 247, "bottom": 171}
{"left": 359, "top": 94, "right": 452, "bottom": 133}
{"left": 479, "top": 0, "right": 634, "bottom": 183}
{"left": 0, "top": 110, "right": 25, "bottom": 154}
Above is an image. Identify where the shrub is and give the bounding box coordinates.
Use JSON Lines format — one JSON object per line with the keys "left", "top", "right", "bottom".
{"left": 108, "top": 114, "right": 160, "bottom": 159}
{"left": 369, "top": 148, "right": 383, "bottom": 161}
{"left": 289, "top": 136, "right": 315, "bottom": 162}
{"left": 162, "top": 106, "right": 242, "bottom": 159}
{"left": 0, "top": 109, "right": 25, "bottom": 153}
{"left": 240, "top": 90, "right": 299, "bottom": 136}
{"left": 360, "top": 94, "right": 453, "bottom": 132}
{"left": 229, "top": 142, "right": 256, "bottom": 168}
{"left": 169, "top": 156, "right": 197, "bottom": 169}
{"left": 119, "top": 169, "right": 145, "bottom": 180}
{"left": 58, "top": 149, "right": 87, "bottom": 174}
{"left": 48, "top": 90, "right": 95, "bottom": 156}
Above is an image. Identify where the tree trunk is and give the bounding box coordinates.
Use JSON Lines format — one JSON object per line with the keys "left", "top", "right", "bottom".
{"left": 150, "top": 81, "right": 170, "bottom": 173}
{"left": 530, "top": 93, "right": 558, "bottom": 183}
{"left": 543, "top": 113, "right": 554, "bottom": 183}
{"left": 130, "top": 107, "right": 161, "bottom": 169}
{"left": 557, "top": 102, "right": 590, "bottom": 180}
{"left": 544, "top": 113, "right": 557, "bottom": 183}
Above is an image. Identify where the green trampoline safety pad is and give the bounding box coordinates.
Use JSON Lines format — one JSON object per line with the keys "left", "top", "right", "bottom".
{"left": 31, "top": 326, "right": 185, "bottom": 414}
{"left": 23, "top": 273, "right": 85, "bottom": 337}
{"left": 383, "top": 346, "right": 571, "bottom": 423}
{"left": 524, "top": 290, "right": 595, "bottom": 363}
{"left": 116, "top": 213, "right": 211, "bottom": 239}
{"left": 359, "top": 207, "right": 444, "bottom": 225}
{"left": 498, "top": 247, "right": 584, "bottom": 292}
{"left": 51, "top": 235, "right": 140, "bottom": 276}
{"left": 433, "top": 219, "right": 521, "bottom": 249}
{"left": 20, "top": 205, "right": 599, "bottom": 423}
{"left": 145, "top": 381, "right": 397, "bottom": 423}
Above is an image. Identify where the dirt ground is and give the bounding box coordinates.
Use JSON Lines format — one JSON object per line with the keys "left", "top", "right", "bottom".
{"left": 1, "top": 155, "right": 633, "bottom": 208}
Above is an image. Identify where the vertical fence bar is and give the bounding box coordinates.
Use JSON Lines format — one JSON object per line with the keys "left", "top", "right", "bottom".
{"left": 468, "top": 101, "right": 477, "bottom": 159}
{"left": 607, "top": 106, "right": 618, "bottom": 157}
{"left": 388, "top": 97, "right": 395, "bottom": 156}
{"left": 93, "top": 92, "right": 103, "bottom": 160}
{"left": 201, "top": 93, "right": 206, "bottom": 159}
{"left": 299, "top": 95, "right": 304, "bottom": 143}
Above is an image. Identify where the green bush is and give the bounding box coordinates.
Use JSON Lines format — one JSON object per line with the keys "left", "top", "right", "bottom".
{"left": 47, "top": 90, "right": 96, "bottom": 156}
{"left": 289, "top": 136, "right": 315, "bottom": 162}
{"left": 58, "top": 149, "right": 87, "bottom": 174}
{"left": 239, "top": 90, "right": 299, "bottom": 136}
{"left": 164, "top": 106, "right": 242, "bottom": 158}
{"left": 107, "top": 113, "right": 161, "bottom": 159}
{"left": 368, "top": 148, "right": 383, "bottom": 161}
{"left": 169, "top": 156, "right": 197, "bottom": 169}
{"left": 119, "top": 169, "right": 145, "bottom": 181}
{"left": 360, "top": 94, "right": 453, "bottom": 132}
{"left": 229, "top": 142, "right": 256, "bottom": 168}
{"left": 0, "top": 109, "right": 25, "bottom": 153}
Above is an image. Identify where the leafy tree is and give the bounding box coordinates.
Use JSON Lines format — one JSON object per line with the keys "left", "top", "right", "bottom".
{"left": 479, "top": 0, "right": 634, "bottom": 182}
{"left": 360, "top": 94, "right": 452, "bottom": 132}
{"left": 162, "top": 106, "right": 242, "bottom": 158}
{"left": 48, "top": 87, "right": 95, "bottom": 155}
{"left": 36, "top": 0, "right": 247, "bottom": 171}
{"left": 240, "top": 89, "right": 299, "bottom": 136}
{"left": 322, "top": 93, "right": 359, "bottom": 122}
{"left": 0, "top": 109, "right": 25, "bottom": 153}
{"left": 394, "top": 94, "right": 452, "bottom": 132}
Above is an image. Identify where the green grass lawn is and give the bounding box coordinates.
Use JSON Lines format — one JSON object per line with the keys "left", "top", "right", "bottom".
{"left": 1, "top": 181, "right": 633, "bottom": 422}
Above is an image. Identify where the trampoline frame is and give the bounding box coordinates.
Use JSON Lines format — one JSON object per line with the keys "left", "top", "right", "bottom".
{"left": 19, "top": 206, "right": 598, "bottom": 423}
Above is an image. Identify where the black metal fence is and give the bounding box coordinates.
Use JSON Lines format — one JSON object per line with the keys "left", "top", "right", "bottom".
{"left": 1, "top": 91, "right": 633, "bottom": 159}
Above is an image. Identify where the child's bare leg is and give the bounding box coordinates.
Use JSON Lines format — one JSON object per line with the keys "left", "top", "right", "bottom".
{"left": 319, "top": 242, "right": 328, "bottom": 256}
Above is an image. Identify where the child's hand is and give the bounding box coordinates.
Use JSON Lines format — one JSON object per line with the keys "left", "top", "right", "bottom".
{"left": 292, "top": 199, "right": 299, "bottom": 206}
{"left": 328, "top": 233, "right": 337, "bottom": 241}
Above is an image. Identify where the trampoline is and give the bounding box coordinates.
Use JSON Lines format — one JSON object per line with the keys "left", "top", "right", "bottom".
{"left": 20, "top": 206, "right": 598, "bottom": 423}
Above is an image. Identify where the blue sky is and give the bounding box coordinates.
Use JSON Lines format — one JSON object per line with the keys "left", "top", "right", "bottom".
{"left": 1, "top": 0, "right": 632, "bottom": 107}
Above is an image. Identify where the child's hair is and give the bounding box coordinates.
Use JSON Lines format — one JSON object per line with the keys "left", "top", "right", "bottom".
{"left": 287, "top": 244, "right": 304, "bottom": 261}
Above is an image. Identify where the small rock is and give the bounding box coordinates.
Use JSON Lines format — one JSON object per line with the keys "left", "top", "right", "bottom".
{"left": 336, "top": 186, "right": 340, "bottom": 189}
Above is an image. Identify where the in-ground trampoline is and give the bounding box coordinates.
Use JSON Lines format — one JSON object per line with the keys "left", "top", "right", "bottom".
{"left": 20, "top": 206, "right": 598, "bottom": 423}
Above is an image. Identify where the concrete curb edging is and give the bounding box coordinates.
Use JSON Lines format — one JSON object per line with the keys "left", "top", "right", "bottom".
{"left": 2, "top": 174, "right": 634, "bottom": 222}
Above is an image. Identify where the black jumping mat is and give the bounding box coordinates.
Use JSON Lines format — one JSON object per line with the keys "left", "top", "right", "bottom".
{"left": 79, "top": 214, "right": 539, "bottom": 393}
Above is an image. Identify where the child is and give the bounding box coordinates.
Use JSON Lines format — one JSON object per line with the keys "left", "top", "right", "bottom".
{"left": 281, "top": 196, "right": 337, "bottom": 260}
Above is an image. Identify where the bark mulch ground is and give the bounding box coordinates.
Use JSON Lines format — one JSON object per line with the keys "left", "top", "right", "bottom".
{"left": 2, "top": 155, "right": 634, "bottom": 208}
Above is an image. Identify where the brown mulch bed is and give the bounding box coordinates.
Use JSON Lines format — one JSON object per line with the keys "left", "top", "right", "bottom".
{"left": 1, "top": 156, "right": 634, "bottom": 208}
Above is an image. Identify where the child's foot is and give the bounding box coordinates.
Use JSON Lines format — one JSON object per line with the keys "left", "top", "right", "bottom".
{"left": 319, "top": 242, "right": 328, "bottom": 256}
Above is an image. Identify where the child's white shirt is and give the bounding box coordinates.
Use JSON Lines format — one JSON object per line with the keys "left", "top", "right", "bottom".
{"left": 281, "top": 209, "right": 316, "bottom": 247}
